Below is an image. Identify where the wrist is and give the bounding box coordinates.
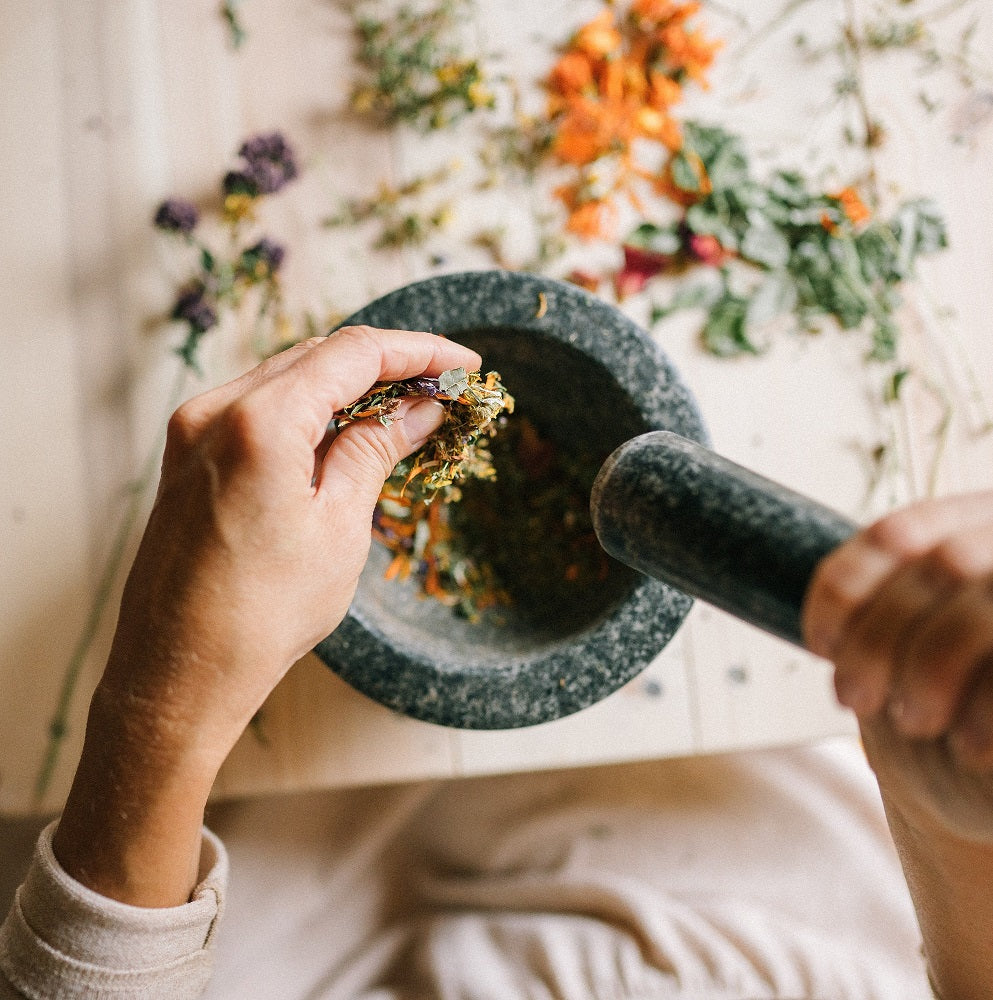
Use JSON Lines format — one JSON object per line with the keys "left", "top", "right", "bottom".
{"left": 52, "top": 683, "right": 220, "bottom": 907}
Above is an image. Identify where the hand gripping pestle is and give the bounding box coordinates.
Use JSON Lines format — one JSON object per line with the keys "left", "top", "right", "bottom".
{"left": 590, "top": 431, "right": 858, "bottom": 648}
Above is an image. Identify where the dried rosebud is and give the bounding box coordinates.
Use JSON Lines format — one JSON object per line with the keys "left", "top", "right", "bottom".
{"left": 687, "top": 233, "right": 727, "bottom": 267}
{"left": 171, "top": 283, "right": 218, "bottom": 333}
{"left": 240, "top": 237, "right": 286, "bottom": 278}
{"left": 614, "top": 244, "right": 669, "bottom": 298}
{"left": 153, "top": 198, "right": 199, "bottom": 234}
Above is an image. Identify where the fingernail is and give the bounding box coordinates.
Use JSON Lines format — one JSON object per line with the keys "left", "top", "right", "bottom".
{"left": 401, "top": 399, "right": 445, "bottom": 448}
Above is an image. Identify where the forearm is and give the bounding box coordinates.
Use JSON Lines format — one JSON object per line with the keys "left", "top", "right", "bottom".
{"left": 51, "top": 681, "right": 221, "bottom": 908}
{"left": 879, "top": 793, "right": 993, "bottom": 999}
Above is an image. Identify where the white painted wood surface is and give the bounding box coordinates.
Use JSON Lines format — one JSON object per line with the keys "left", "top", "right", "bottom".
{"left": 2, "top": 0, "right": 991, "bottom": 814}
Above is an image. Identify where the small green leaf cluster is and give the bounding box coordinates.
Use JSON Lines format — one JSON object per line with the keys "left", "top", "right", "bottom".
{"left": 641, "top": 122, "right": 947, "bottom": 359}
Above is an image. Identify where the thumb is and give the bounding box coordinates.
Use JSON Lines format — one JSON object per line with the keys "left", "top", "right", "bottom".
{"left": 319, "top": 398, "right": 445, "bottom": 506}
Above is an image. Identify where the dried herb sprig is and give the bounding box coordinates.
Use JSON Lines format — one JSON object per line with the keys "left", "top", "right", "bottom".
{"left": 154, "top": 132, "right": 299, "bottom": 368}
{"left": 323, "top": 165, "right": 457, "bottom": 250}
{"left": 337, "top": 367, "right": 514, "bottom": 501}
{"left": 348, "top": 0, "right": 495, "bottom": 131}
{"left": 220, "top": 0, "right": 248, "bottom": 49}
{"left": 337, "top": 367, "right": 515, "bottom": 617}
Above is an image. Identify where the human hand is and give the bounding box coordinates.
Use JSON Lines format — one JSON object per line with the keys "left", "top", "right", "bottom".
{"left": 52, "top": 327, "right": 480, "bottom": 906}
{"left": 803, "top": 491, "right": 993, "bottom": 840}
{"left": 100, "top": 326, "right": 482, "bottom": 760}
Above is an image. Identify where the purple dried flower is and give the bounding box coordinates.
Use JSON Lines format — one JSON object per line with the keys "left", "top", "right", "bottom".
{"left": 402, "top": 376, "right": 441, "bottom": 396}
{"left": 224, "top": 131, "right": 298, "bottom": 197}
{"left": 241, "top": 237, "right": 286, "bottom": 277}
{"left": 172, "top": 283, "right": 218, "bottom": 333}
{"left": 154, "top": 198, "right": 199, "bottom": 234}
{"left": 239, "top": 132, "right": 295, "bottom": 168}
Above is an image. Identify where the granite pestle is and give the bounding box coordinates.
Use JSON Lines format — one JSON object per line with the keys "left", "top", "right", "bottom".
{"left": 590, "top": 431, "right": 858, "bottom": 647}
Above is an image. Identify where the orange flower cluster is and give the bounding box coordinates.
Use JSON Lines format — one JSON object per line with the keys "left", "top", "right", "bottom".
{"left": 546, "top": 0, "right": 721, "bottom": 239}
{"left": 821, "top": 185, "right": 872, "bottom": 234}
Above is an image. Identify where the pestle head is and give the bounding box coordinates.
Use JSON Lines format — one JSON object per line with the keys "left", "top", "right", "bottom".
{"left": 591, "top": 431, "right": 857, "bottom": 647}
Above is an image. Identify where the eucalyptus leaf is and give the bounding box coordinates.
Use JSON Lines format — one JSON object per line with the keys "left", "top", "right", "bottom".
{"left": 745, "top": 271, "right": 797, "bottom": 330}
{"left": 740, "top": 218, "right": 791, "bottom": 269}
{"left": 701, "top": 293, "right": 758, "bottom": 357}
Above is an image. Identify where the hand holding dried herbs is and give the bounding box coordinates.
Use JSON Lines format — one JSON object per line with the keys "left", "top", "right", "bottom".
{"left": 337, "top": 366, "right": 513, "bottom": 500}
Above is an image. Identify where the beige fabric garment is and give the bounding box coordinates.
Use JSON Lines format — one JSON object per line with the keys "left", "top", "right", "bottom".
{"left": 0, "top": 826, "right": 225, "bottom": 1000}
{"left": 0, "top": 739, "right": 933, "bottom": 999}
{"left": 205, "top": 739, "right": 932, "bottom": 999}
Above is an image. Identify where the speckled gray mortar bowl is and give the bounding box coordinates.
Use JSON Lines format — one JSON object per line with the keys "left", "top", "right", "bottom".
{"left": 313, "top": 270, "right": 707, "bottom": 729}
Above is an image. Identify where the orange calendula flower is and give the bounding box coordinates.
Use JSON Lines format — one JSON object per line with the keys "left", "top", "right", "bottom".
{"left": 550, "top": 50, "right": 595, "bottom": 95}
{"left": 543, "top": 0, "right": 720, "bottom": 240}
{"left": 822, "top": 187, "right": 872, "bottom": 234}
{"left": 573, "top": 9, "right": 624, "bottom": 57}
{"left": 835, "top": 186, "right": 872, "bottom": 226}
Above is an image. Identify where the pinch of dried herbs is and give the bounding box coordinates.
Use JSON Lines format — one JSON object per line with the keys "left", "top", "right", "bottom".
{"left": 336, "top": 367, "right": 514, "bottom": 502}
{"left": 336, "top": 367, "right": 515, "bottom": 617}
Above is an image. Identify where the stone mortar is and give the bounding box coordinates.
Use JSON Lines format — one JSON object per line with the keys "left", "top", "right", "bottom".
{"left": 313, "top": 270, "right": 707, "bottom": 729}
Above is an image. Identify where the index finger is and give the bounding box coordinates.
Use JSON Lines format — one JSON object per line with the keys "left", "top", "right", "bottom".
{"left": 254, "top": 326, "right": 482, "bottom": 447}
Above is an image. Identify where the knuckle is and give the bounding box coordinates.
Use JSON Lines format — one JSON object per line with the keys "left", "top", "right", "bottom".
{"left": 926, "top": 539, "right": 978, "bottom": 584}
{"left": 336, "top": 424, "right": 402, "bottom": 482}
{"left": 166, "top": 399, "right": 205, "bottom": 449}
{"left": 809, "top": 550, "right": 866, "bottom": 619}
{"left": 334, "top": 324, "right": 383, "bottom": 352}
{"left": 214, "top": 397, "right": 270, "bottom": 465}
{"left": 864, "top": 507, "right": 935, "bottom": 556}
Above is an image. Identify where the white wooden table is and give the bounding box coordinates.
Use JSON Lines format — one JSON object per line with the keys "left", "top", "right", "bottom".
{"left": 3, "top": 0, "right": 991, "bottom": 814}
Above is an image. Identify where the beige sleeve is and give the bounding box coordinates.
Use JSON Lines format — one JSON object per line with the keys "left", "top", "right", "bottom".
{"left": 0, "top": 821, "right": 227, "bottom": 1000}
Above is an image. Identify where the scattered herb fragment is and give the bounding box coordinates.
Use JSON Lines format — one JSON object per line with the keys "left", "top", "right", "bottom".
{"left": 324, "top": 165, "right": 457, "bottom": 249}
{"left": 220, "top": 0, "right": 248, "bottom": 49}
{"left": 348, "top": 0, "right": 495, "bottom": 131}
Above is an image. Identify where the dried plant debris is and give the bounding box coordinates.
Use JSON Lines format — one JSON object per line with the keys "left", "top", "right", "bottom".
{"left": 336, "top": 366, "right": 513, "bottom": 502}
{"left": 336, "top": 366, "right": 513, "bottom": 617}
{"left": 348, "top": 0, "right": 495, "bottom": 130}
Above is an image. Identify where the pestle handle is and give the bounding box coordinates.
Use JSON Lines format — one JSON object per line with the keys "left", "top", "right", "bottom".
{"left": 590, "top": 431, "right": 858, "bottom": 648}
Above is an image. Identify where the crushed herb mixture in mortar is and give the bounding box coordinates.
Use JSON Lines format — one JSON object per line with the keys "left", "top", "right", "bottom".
{"left": 337, "top": 368, "right": 609, "bottom": 621}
